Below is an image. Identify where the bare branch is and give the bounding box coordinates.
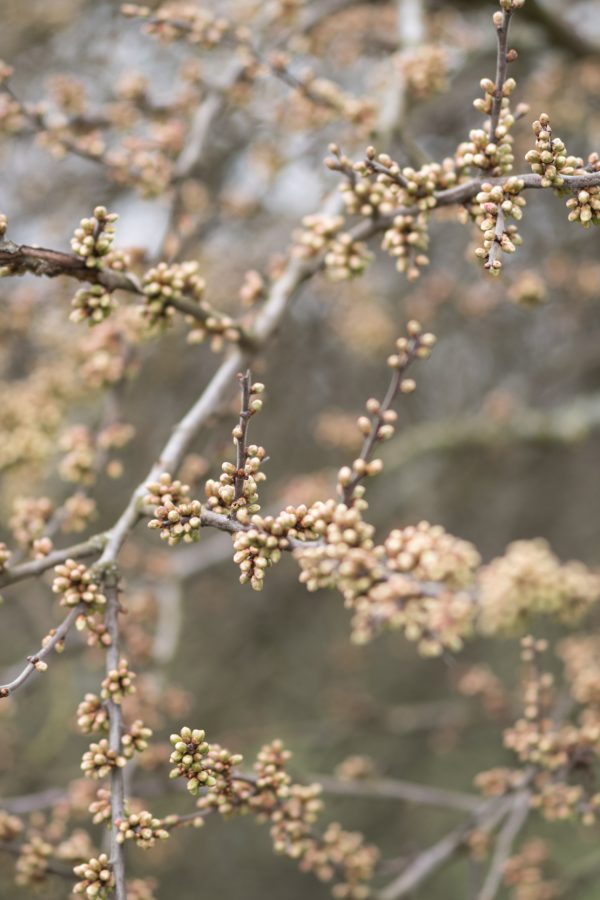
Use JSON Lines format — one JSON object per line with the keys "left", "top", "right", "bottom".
{"left": 0, "top": 605, "right": 83, "bottom": 697}
{"left": 477, "top": 791, "right": 530, "bottom": 900}
{"left": 315, "top": 775, "right": 482, "bottom": 813}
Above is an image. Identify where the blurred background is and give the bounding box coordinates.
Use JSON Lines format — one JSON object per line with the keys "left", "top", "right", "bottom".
{"left": 1, "top": 0, "right": 600, "bottom": 897}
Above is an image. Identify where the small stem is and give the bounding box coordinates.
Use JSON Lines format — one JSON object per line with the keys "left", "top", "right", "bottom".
{"left": 232, "top": 370, "right": 253, "bottom": 508}
{"left": 103, "top": 576, "right": 127, "bottom": 900}
{"left": 489, "top": 9, "right": 513, "bottom": 141}
{"left": 0, "top": 605, "right": 83, "bottom": 697}
{"left": 342, "top": 341, "right": 420, "bottom": 504}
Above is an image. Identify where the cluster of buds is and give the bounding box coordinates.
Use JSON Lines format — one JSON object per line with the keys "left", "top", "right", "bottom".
{"left": 71, "top": 207, "right": 118, "bottom": 268}
{"left": 146, "top": 473, "right": 202, "bottom": 545}
{"left": 399, "top": 45, "right": 448, "bottom": 100}
{"left": 76, "top": 612, "right": 111, "bottom": 648}
{"left": 385, "top": 522, "right": 481, "bottom": 587}
{"left": 334, "top": 147, "right": 455, "bottom": 221}
{"left": 477, "top": 539, "right": 600, "bottom": 634}
{"left": 381, "top": 212, "right": 430, "bottom": 280}
{"left": 121, "top": 719, "right": 153, "bottom": 758}
{"left": 125, "top": 878, "right": 159, "bottom": 900}
{"left": 296, "top": 499, "right": 376, "bottom": 592}
{"left": 205, "top": 445, "right": 267, "bottom": 517}
{"left": 502, "top": 839, "right": 559, "bottom": 898}
{"left": 81, "top": 739, "right": 126, "bottom": 779}
{"left": 88, "top": 788, "right": 112, "bottom": 826}
{"left": 293, "top": 73, "right": 374, "bottom": 127}
{"left": 70, "top": 286, "right": 117, "bottom": 326}
{"left": 566, "top": 186, "right": 600, "bottom": 229}
{"left": 558, "top": 636, "right": 600, "bottom": 708}
{"left": 169, "top": 727, "right": 215, "bottom": 796}
{"left": 479, "top": 639, "right": 600, "bottom": 825}
{"left": 77, "top": 693, "right": 109, "bottom": 734}
{"left": 59, "top": 425, "right": 96, "bottom": 485}
{"left": 473, "top": 177, "right": 526, "bottom": 273}
{"left": 194, "top": 744, "right": 246, "bottom": 816}
{"left": 62, "top": 492, "right": 98, "bottom": 533}
{"left": 293, "top": 214, "right": 345, "bottom": 260}
{"left": 232, "top": 526, "right": 284, "bottom": 591}
{"left": 101, "top": 658, "right": 136, "bottom": 704}
{"left": 323, "top": 232, "right": 373, "bottom": 281}
{"left": 0, "top": 810, "right": 23, "bottom": 841}
{"left": 15, "top": 835, "right": 52, "bottom": 887}
{"left": 525, "top": 114, "right": 582, "bottom": 187}
{"left": 251, "top": 741, "right": 377, "bottom": 898}
{"left": 10, "top": 496, "right": 53, "bottom": 553}
{"left": 122, "top": 4, "right": 232, "bottom": 49}
{"left": 52, "top": 560, "right": 107, "bottom": 610}
{"left": 73, "top": 853, "right": 114, "bottom": 898}
{"left": 116, "top": 810, "right": 169, "bottom": 849}
{"left": 239, "top": 269, "right": 265, "bottom": 307}
{"left": 141, "top": 260, "right": 206, "bottom": 329}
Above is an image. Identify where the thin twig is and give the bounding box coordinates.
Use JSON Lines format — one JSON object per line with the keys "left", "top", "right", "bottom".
{"left": 378, "top": 795, "right": 514, "bottom": 900}
{"left": 102, "top": 576, "right": 127, "bottom": 900}
{"left": 489, "top": 9, "right": 513, "bottom": 141}
{"left": 342, "top": 340, "right": 420, "bottom": 504}
{"left": 0, "top": 605, "right": 83, "bottom": 697}
{"left": 477, "top": 791, "right": 530, "bottom": 900}
{"left": 232, "top": 369, "right": 253, "bottom": 507}
{"left": 0, "top": 534, "right": 108, "bottom": 589}
{"left": 315, "top": 775, "right": 482, "bottom": 813}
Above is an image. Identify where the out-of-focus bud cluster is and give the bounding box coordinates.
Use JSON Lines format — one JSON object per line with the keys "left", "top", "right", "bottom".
{"left": 558, "top": 636, "right": 600, "bottom": 708}
{"left": 526, "top": 114, "right": 582, "bottom": 187}
{"left": 294, "top": 214, "right": 372, "bottom": 281}
{"left": 62, "top": 492, "right": 98, "bottom": 533}
{"left": 71, "top": 207, "right": 118, "bottom": 269}
{"left": 502, "top": 839, "right": 559, "bottom": 900}
{"left": 0, "top": 810, "right": 23, "bottom": 841}
{"left": 142, "top": 261, "right": 203, "bottom": 328}
{"left": 70, "top": 286, "right": 117, "bottom": 326}
{"left": 477, "top": 540, "right": 600, "bottom": 634}
{"left": 10, "top": 496, "right": 53, "bottom": 557}
{"left": 59, "top": 425, "right": 96, "bottom": 485}
{"left": 52, "top": 560, "right": 107, "bottom": 610}
{"left": 477, "top": 638, "right": 600, "bottom": 826}
{"left": 122, "top": 4, "right": 232, "bottom": 49}
{"left": 399, "top": 45, "right": 449, "bottom": 100}
{"left": 147, "top": 473, "right": 202, "bottom": 545}
{"left": 15, "top": 835, "right": 52, "bottom": 887}
{"left": 473, "top": 178, "right": 526, "bottom": 273}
